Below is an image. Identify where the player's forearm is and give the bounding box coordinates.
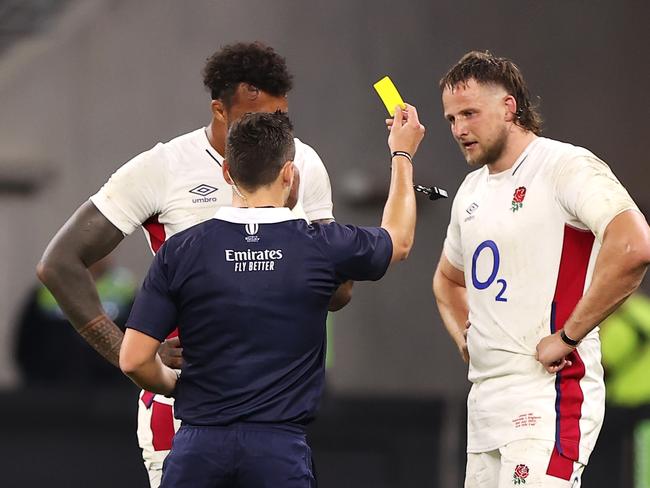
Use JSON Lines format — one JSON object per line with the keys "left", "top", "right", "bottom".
{"left": 37, "top": 251, "right": 106, "bottom": 327}
{"left": 37, "top": 255, "right": 124, "bottom": 367}
{"left": 563, "top": 245, "right": 650, "bottom": 341}
{"left": 433, "top": 267, "right": 469, "bottom": 344}
{"left": 78, "top": 314, "right": 124, "bottom": 368}
{"left": 564, "top": 212, "right": 650, "bottom": 341}
{"left": 381, "top": 158, "right": 416, "bottom": 262}
{"left": 121, "top": 354, "right": 177, "bottom": 396}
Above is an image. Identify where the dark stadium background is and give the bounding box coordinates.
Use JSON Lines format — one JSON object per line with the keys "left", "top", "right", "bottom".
{"left": 0, "top": 1, "right": 647, "bottom": 486}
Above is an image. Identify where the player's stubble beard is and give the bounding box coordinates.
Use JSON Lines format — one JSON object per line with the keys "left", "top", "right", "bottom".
{"left": 462, "top": 125, "right": 509, "bottom": 169}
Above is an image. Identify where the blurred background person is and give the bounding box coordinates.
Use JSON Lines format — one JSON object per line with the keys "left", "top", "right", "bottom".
{"left": 14, "top": 255, "right": 135, "bottom": 387}
{"left": 586, "top": 292, "right": 650, "bottom": 488}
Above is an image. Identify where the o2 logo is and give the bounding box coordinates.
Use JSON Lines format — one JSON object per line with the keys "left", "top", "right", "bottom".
{"left": 471, "top": 240, "right": 508, "bottom": 302}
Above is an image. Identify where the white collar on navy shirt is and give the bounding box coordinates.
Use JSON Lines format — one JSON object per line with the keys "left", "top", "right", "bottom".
{"left": 214, "top": 206, "right": 299, "bottom": 224}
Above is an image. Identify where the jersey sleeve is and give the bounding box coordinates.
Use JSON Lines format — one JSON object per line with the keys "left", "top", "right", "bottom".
{"left": 126, "top": 243, "right": 178, "bottom": 341}
{"left": 89, "top": 143, "right": 169, "bottom": 235}
{"left": 554, "top": 155, "right": 639, "bottom": 242}
{"left": 295, "top": 141, "right": 334, "bottom": 222}
{"left": 443, "top": 187, "right": 465, "bottom": 271}
{"left": 318, "top": 223, "right": 393, "bottom": 281}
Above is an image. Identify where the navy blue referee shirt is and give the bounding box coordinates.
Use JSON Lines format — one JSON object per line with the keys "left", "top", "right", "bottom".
{"left": 127, "top": 207, "right": 392, "bottom": 427}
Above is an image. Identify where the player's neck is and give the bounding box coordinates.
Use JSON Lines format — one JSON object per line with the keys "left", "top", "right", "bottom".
{"left": 206, "top": 119, "right": 226, "bottom": 156}
{"left": 487, "top": 130, "right": 537, "bottom": 175}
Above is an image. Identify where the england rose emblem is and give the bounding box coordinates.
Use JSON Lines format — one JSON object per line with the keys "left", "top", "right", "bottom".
{"left": 513, "top": 464, "right": 529, "bottom": 484}
{"left": 511, "top": 186, "right": 527, "bottom": 212}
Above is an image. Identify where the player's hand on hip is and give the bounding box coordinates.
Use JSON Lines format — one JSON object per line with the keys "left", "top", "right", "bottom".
{"left": 388, "top": 104, "right": 425, "bottom": 157}
{"left": 158, "top": 336, "right": 183, "bottom": 369}
{"left": 458, "top": 320, "right": 470, "bottom": 363}
{"left": 535, "top": 332, "right": 574, "bottom": 374}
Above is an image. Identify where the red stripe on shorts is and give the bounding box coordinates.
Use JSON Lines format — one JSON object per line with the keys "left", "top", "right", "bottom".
{"left": 151, "top": 401, "right": 175, "bottom": 451}
{"left": 141, "top": 391, "right": 155, "bottom": 408}
{"left": 546, "top": 225, "right": 594, "bottom": 479}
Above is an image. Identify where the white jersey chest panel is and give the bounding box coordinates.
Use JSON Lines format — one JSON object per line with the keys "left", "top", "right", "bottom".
{"left": 456, "top": 156, "right": 592, "bottom": 369}
{"left": 152, "top": 134, "right": 312, "bottom": 240}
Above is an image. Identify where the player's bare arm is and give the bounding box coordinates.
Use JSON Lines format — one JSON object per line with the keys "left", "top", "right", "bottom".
{"left": 433, "top": 253, "right": 470, "bottom": 363}
{"left": 37, "top": 201, "right": 124, "bottom": 366}
{"left": 37, "top": 201, "right": 183, "bottom": 368}
{"left": 120, "top": 328, "right": 178, "bottom": 396}
{"left": 536, "top": 210, "right": 650, "bottom": 372}
{"left": 381, "top": 104, "right": 424, "bottom": 263}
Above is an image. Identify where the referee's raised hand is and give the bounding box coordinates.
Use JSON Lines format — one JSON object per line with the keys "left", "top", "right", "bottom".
{"left": 381, "top": 103, "right": 423, "bottom": 265}
{"left": 388, "top": 104, "right": 425, "bottom": 157}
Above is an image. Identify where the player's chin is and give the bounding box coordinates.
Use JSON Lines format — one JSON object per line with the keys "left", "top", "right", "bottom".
{"left": 465, "top": 156, "right": 482, "bottom": 167}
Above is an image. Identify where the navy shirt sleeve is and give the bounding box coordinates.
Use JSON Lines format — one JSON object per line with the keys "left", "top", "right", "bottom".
{"left": 126, "top": 243, "right": 178, "bottom": 341}
{"left": 317, "top": 223, "right": 393, "bottom": 281}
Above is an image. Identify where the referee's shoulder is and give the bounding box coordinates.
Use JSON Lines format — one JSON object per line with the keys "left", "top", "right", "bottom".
{"left": 306, "top": 220, "right": 363, "bottom": 243}
{"left": 165, "top": 219, "right": 222, "bottom": 253}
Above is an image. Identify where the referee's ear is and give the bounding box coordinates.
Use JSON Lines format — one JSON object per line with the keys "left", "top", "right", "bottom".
{"left": 281, "top": 160, "right": 294, "bottom": 189}
{"left": 223, "top": 160, "right": 235, "bottom": 185}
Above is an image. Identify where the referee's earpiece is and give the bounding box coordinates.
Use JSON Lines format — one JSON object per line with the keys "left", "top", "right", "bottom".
{"left": 223, "top": 161, "right": 248, "bottom": 203}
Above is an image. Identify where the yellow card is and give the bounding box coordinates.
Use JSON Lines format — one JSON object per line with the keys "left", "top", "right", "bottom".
{"left": 373, "top": 76, "right": 406, "bottom": 116}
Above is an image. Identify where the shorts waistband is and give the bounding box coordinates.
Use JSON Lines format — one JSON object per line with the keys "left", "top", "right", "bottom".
{"left": 180, "top": 421, "right": 306, "bottom": 435}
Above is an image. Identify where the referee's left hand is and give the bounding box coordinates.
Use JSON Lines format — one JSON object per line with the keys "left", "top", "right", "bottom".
{"left": 535, "top": 332, "right": 574, "bottom": 374}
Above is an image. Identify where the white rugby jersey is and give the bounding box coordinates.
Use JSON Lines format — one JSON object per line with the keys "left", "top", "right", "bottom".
{"left": 90, "top": 127, "right": 334, "bottom": 254}
{"left": 444, "top": 137, "right": 638, "bottom": 465}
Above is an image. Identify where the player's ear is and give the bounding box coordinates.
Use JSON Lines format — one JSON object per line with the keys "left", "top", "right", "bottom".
{"left": 504, "top": 95, "right": 517, "bottom": 122}
{"left": 211, "top": 100, "right": 226, "bottom": 124}
{"left": 222, "top": 160, "right": 234, "bottom": 185}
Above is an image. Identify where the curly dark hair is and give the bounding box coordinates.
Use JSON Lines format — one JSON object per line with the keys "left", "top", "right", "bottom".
{"left": 440, "top": 51, "right": 543, "bottom": 135}
{"left": 226, "top": 111, "right": 296, "bottom": 191}
{"left": 202, "top": 42, "right": 293, "bottom": 106}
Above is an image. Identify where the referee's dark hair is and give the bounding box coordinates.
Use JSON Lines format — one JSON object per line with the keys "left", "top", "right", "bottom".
{"left": 203, "top": 42, "right": 294, "bottom": 107}
{"left": 440, "top": 51, "right": 543, "bottom": 135}
{"left": 226, "top": 111, "right": 296, "bottom": 191}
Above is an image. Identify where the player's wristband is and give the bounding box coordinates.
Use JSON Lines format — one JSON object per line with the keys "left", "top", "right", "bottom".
{"left": 560, "top": 329, "right": 580, "bottom": 348}
{"left": 391, "top": 151, "right": 413, "bottom": 163}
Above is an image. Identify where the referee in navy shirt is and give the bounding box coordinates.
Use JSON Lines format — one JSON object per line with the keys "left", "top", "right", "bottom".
{"left": 120, "top": 104, "right": 424, "bottom": 487}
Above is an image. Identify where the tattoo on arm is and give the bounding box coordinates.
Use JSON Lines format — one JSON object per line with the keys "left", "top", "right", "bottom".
{"left": 77, "top": 314, "right": 124, "bottom": 368}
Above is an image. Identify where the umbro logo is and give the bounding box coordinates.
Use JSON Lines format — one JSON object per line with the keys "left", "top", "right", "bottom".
{"left": 189, "top": 184, "right": 218, "bottom": 196}
{"left": 190, "top": 184, "right": 218, "bottom": 204}
{"left": 464, "top": 202, "right": 479, "bottom": 222}
{"left": 245, "top": 223, "right": 260, "bottom": 243}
